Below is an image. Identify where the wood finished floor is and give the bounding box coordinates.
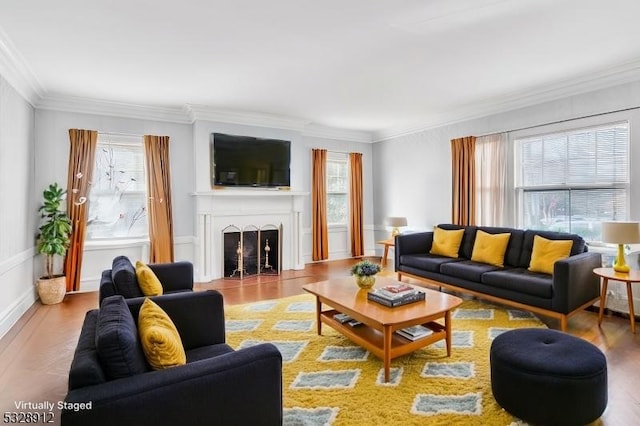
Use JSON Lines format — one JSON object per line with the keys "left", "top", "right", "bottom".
{"left": 1, "top": 258, "right": 639, "bottom": 425}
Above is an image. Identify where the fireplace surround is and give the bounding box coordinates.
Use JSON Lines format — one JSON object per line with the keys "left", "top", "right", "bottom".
{"left": 222, "top": 224, "right": 281, "bottom": 279}
{"left": 193, "top": 190, "right": 307, "bottom": 281}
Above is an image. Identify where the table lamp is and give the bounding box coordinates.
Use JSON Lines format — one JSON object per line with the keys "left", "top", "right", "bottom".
{"left": 601, "top": 221, "right": 640, "bottom": 273}
{"left": 385, "top": 217, "right": 407, "bottom": 238}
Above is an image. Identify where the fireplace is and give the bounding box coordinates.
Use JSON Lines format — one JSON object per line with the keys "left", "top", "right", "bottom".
{"left": 193, "top": 190, "right": 307, "bottom": 281}
{"left": 222, "top": 224, "right": 282, "bottom": 279}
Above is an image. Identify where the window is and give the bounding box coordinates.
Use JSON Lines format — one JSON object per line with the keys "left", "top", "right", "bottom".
{"left": 515, "top": 122, "right": 629, "bottom": 242}
{"left": 86, "top": 134, "right": 148, "bottom": 240}
{"left": 326, "top": 153, "right": 349, "bottom": 225}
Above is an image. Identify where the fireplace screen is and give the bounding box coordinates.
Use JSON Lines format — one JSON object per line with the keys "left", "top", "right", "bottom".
{"left": 222, "top": 224, "right": 282, "bottom": 279}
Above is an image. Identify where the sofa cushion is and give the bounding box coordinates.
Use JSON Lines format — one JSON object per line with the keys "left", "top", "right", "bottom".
{"left": 186, "top": 343, "right": 235, "bottom": 363}
{"left": 440, "top": 260, "right": 503, "bottom": 283}
{"left": 111, "top": 256, "right": 144, "bottom": 298}
{"left": 476, "top": 227, "right": 525, "bottom": 267}
{"left": 95, "top": 295, "right": 148, "bottom": 380}
{"left": 481, "top": 268, "right": 553, "bottom": 299}
{"left": 471, "top": 230, "right": 511, "bottom": 267}
{"left": 528, "top": 236, "right": 573, "bottom": 275}
{"left": 138, "top": 298, "right": 186, "bottom": 370}
{"left": 437, "top": 224, "right": 477, "bottom": 259}
{"left": 400, "top": 254, "right": 463, "bottom": 273}
{"left": 68, "top": 311, "right": 107, "bottom": 389}
{"left": 519, "top": 230, "right": 585, "bottom": 268}
{"left": 136, "top": 261, "right": 164, "bottom": 296}
{"left": 430, "top": 227, "right": 465, "bottom": 258}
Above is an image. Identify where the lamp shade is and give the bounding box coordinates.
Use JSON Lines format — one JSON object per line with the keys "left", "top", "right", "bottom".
{"left": 385, "top": 217, "right": 408, "bottom": 227}
{"left": 601, "top": 221, "right": 640, "bottom": 244}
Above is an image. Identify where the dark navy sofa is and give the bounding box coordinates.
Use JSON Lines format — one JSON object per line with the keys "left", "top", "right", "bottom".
{"left": 395, "top": 224, "right": 602, "bottom": 330}
{"left": 62, "top": 290, "right": 283, "bottom": 426}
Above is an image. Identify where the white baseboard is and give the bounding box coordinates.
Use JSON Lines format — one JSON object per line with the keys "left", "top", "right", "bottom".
{"left": 0, "top": 247, "right": 36, "bottom": 341}
{"left": 0, "top": 285, "right": 36, "bottom": 341}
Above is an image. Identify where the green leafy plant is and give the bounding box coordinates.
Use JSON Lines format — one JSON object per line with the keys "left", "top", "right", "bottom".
{"left": 37, "top": 183, "right": 72, "bottom": 279}
{"left": 350, "top": 260, "right": 381, "bottom": 277}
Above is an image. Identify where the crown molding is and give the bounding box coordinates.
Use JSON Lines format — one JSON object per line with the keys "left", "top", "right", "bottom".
{"left": 373, "top": 58, "right": 640, "bottom": 142}
{"left": 0, "top": 25, "right": 44, "bottom": 105}
{"left": 302, "top": 123, "right": 372, "bottom": 143}
{"left": 34, "top": 98, "right": 373, "bottom": 142}
{"left": 186, "top": 105, "right": 373, "bottom": 142}
{"left": 36, "top": 96, "right": 191, "bottom": 123}
{"left": 186, "top": 104, "right": 310, "bottom": 131}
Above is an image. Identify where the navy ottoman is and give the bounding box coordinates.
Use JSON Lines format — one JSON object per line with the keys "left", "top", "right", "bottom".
{"left": 490, "top": 328, "right": 607, "bottom": 425}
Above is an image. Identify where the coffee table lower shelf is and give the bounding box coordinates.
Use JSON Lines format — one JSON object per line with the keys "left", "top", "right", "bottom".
{"left": 320, "top": 309, "right": 447, "bottom": 367}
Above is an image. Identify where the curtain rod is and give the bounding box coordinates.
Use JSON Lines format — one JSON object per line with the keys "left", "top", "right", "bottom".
{"left": 476, "top": 105, "right": 640, "bottom": 138}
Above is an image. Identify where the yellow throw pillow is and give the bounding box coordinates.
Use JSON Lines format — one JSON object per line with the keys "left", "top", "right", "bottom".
{"left": 471, "top": 230, "right": 511, "bottom": 267}
{"left": 135, "top": 261, "right": 163, "bottom": 296}
{"left": 528, "top": 235, "right": 573, "bottom": 275}
{"left": 430, "top": 227, "right": 465, "bottom": 258}
{"left": 138, "top": 298, "right": 186, "bottom": 370}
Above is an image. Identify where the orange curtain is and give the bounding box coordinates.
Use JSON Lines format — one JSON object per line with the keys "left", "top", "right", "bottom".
{"left": 451, "top": 136, "right": 477, "bottom": 226}
{"left": 312, "top": 149, "right": 328, "bottom": 261}
{"left": 349, "top": 152, "right": 364, "bottom": 257}
{"left": 144, "top": 135, "right": 174, "bottom": 263}
{"left": 65, "top": 129, "right": 97, "bottom": 292}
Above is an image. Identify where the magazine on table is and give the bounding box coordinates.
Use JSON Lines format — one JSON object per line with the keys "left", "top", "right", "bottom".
{"left": 367, "top": 290, "right": 425, "bottom": 307}
{"left": 332, "top": 313, "right": 361, "bottom": 327}
{"left": 381, "top": 284, "right": 414, "bottom": 293}
{"left": 372, "top": 285, "right": 424, "bottom": 300}
{"left": 396, "top": 325, "right": 433, "bottom": 341}
{"left": 333, "top": 313, "right": 353, "bottom": 324}
{"left": 372, "top": 287, "right": 422, "bottom": 301}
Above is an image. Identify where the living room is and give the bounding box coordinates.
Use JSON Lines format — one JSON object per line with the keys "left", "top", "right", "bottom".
{"left": 1, "top": 1, "right": 640, "bottom": 424}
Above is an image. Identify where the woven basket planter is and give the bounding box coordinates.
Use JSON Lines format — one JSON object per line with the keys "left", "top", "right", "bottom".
{"left": 37, "top": 275, "right": 66, "bottom": 305}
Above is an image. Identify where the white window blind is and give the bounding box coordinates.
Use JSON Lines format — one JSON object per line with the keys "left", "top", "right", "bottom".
{"left": 86, "top": 134, "right": 149, "bottom": 240}
{"left": 515, "top": 121, "right": 629, "bottom": 241}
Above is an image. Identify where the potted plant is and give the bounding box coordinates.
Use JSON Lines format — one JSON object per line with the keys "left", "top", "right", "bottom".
{"left": 36, "top": 183, "right": 72, "bottom": 304}
{"left": 350, "top": 259, "right": 381, "bottom": 290}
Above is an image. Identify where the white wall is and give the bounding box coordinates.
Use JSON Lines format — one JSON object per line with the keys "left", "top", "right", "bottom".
{"left": 29, "top": 113, "right": 375, "bottom": 291}
{"left": 372, "top": 79, "right": 640, "bottom": 314}
{"left": 34, "top": 110, "right": 194, "bottom": 291}
{"left": 192, "top": 120, "right": 376, "bottom": 263}
{"left": 299, "top": 135, "right": 375, "bottom": 262}
{"left": 0, "top": 75, "right": 36, "bottom": 339}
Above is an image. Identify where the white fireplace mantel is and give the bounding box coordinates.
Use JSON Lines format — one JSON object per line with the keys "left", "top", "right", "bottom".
{"left": 191, "top": 190, "right": 308, "bottom": 281}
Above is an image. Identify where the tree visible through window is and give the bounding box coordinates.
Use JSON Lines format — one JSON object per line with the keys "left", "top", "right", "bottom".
{"left": 86, "top": 134, "right": 148, "bottom": 239}
{"left": 515, "top": 122, "right": 629, "bottom": 241}
{"left": 326, "top": 154, "right": 348, "bottom": 225}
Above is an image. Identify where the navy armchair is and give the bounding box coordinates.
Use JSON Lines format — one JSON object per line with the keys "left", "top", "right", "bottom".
{"left": 99, "top": 256, "right": 194, "bottom": 305}
{"left": 62, "top": 290, "right": 283, "bottom": 426}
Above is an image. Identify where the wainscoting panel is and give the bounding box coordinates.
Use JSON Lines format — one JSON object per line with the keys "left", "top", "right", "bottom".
{"left": 302, "top": 224, "right": 376, "bottom": 264}
{"left": 0, "top": 248, "right": 37, "bottom": 340}
{"left": 79, "top": 236, "right": 196, "bottom": 293}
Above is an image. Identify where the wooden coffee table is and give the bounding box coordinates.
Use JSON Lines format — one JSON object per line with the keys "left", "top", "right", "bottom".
{"left": 302, "top": 277, "right": 463, "bottom": 382}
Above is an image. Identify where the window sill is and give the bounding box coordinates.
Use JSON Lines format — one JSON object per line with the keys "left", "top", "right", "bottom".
{"left": 84, "top": 238, "right": 150, "bottom": 250}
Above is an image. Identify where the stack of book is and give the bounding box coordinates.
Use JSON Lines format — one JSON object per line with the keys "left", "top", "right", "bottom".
{"left": 332, "top": 312, "right": 362, "bottom": 327}
{"left": 395, "top": 325, "right": 433, "bottom": 341}
{"left": 367, "top": 284, "right": 425, "bottom": 307}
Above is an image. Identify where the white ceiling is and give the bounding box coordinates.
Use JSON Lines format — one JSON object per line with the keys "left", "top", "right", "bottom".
{"left": 1, "top": 0, "right": 640, "bottom": 139}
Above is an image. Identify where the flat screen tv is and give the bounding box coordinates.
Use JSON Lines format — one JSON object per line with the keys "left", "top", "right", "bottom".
{"left": 211, "top": 133, "right": 291, "bottom": 188}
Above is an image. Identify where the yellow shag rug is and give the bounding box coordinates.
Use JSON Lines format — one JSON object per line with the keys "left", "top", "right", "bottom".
{"left": 224, "top": 293, "right": 546, "bottom": 426}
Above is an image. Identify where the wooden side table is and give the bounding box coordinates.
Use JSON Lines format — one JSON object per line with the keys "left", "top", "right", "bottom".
{"left": 594, "top": 267, "right": 640, "bottom": 333}
{"left": 376, "top": 239, "right": 395, "bottom": 267}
